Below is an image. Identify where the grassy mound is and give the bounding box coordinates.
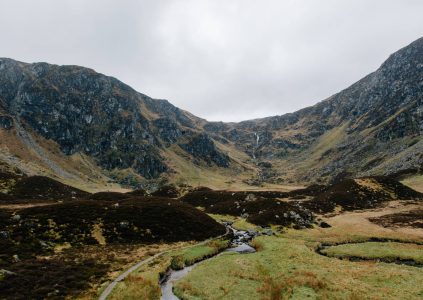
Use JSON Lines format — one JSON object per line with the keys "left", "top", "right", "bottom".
{"left": 181, "top": 176, "right": 421, "bottom": 227}
{"left": 206, "top": 198, "right": 314, "bottom": 228}
{"left": 0, "top": 198, "right": 225, "bottom": 255}
{"left": 125, "top": 188, "right": 147, "bottom": 196}
{"left": 180, "top": 190, "right": 292, "bottom": 208}
{"left": 88, "top": 191, "right": 131, "bottom": 201}
{"left": 0, "top": 171, "right": 22, "bottom": 198}
{"left": 0, "top": 258, "right": 108, "bottom": 300}
{"left": 181, "top": 190, "right": 314, "bottom": 227}
{"left": 0, "top": 192, "right": 15, "bottom": 201}
{"left": 304, "top": 176, "right": 423, "bottom": 213}
{"left": 320, "top": 241, "right": 423, "bottom": 265}
{"left": 0, "top": 198, "right": 225, "bottom": 299}
{"left": 150, "top": 184, "right": 180, "bottom": 198}
{"left": 7, "top": 175, "right": 89, "bottom": 200}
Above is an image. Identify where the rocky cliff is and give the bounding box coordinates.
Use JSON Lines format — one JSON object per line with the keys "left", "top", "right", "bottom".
{"left": 204, "top": 37, "right": 423, "bottom": 184}
{"left": 0, "top": 37, "right": 422, "bottom": 188}
{"left": 0, "top": 59, "right": 242, "bottom": 188}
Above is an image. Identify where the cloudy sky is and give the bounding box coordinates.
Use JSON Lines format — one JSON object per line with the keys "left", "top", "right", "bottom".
{"left": 0, "top": 1, "right": 422, "bottom": 121}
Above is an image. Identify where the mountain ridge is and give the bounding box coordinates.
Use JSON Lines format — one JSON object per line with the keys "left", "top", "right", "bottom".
{"left": 0, "top": 37, "right": 422, "bottom": 190}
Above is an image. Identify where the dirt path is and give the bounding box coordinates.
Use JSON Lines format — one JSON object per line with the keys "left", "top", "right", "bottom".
{"left": 0, "top": 202, "right": 59, "bottom": 210}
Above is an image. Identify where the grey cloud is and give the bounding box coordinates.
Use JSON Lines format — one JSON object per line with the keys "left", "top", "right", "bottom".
{"left": 0, "top": 0, "right": 422, "bottom": 121}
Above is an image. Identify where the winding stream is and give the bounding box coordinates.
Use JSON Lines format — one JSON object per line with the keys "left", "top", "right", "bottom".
{"left": 160, "top": 224, "right": 256, "bottom": 300}
{"left": 160, "top": 232, "right": 423, "bottom": 299}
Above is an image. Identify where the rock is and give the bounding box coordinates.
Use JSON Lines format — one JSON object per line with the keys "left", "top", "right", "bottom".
{"left": 258, "top": 161, "right": 272, "bottom": 168}
{"left": 179, "top": 133, "right": 230, "bottom": 167}
{"left": 245, "top": 193, "right": 256, "bottom": 202}
{"left": 0, "top": 115, "right": 13, "bottom": 129}
{"left": 319, "top": 221, "right": 331, "bottom": 228}
{"left": 262, "top": 228, "right": 273, "bottom": 236}
{"left": 150, "top": 184, "right": 179, "bottom": 198}
{"left": 0, "top": 269, "right": 16, "bottom": 276}
{"left": 119, "top": 221, "right": 129, "bottom": 228}
{"left": 39, "top": 240, "right": 49, "bottom": 247}
{"left": 11, "top": 214, "right": 21, "bottom": 221}
{"left": 1, "top": 37, "right": 423, "bottom": 185}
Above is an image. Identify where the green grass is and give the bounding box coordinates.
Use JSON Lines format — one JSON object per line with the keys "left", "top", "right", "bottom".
{"left": 108, "top": 239, "right": 229, "bottom": 300}
{"left": 171, "top": 239, "right": 229, "bottom": 269}
{"left": 321, "top": 242, "right": 423, "bottom": 264}
{"left": 208, "top": 214, "right": 257, "bottom": 231}
{"left": 174, "top": 236, "right": 423, "bottom": 299}
{"left": 402, "top": 174, "right": 423, "bottom": 193}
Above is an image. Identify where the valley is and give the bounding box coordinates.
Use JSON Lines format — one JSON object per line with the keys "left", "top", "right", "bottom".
{"left": 0, "top": 36, "right": 422, "bottom": 300}
{"left": 0, "top": 171, "right": 422, "bottom": 299}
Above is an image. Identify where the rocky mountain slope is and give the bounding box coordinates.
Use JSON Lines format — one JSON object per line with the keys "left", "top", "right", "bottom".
{"left": 204, "top": 37, "right": 423, "bottom": 184}
{"left": 0, "top": 37, "right": 422, "bottom": 189}
{"left": 0, "top": 59, "right": 253, "bottom": 190}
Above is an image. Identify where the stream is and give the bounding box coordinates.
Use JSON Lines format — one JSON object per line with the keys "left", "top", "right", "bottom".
{"left": 160, "top": 224, "right": 257, "bottom": 300}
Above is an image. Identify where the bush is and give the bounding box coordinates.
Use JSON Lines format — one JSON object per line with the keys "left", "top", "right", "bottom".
{"left": 250, "top": 239, "right": 264, "bottom": 251}
{"left": 171, "top": 255, "right": 185, "bottom": 270}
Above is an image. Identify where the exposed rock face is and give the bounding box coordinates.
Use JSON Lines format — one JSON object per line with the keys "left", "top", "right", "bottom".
{"left": 0, "top": 58, "right": 229, "bottom": 180}
{"left": 179, "top": 133, "right": 230, "bottom": 167}
{"left": 0, "top": 115, "right": 13, "bottom": 129}
{"left": 204, "top": 37, "right": 423, "bottom": 182}
{"left": 0, "top": 37, "right": 422, "bottom": 185}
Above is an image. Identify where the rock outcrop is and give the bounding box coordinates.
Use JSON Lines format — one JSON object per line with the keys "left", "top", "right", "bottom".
{"left": 0, "top": 37, "right": 422, "bottom": 186}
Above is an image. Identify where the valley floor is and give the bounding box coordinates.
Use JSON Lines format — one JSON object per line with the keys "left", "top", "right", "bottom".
{"left": 104, "top": 200, "right": 423, "bottom": 300}
{"left": 2, "top": 176, "right": 422, "bottom": 300}
{"left": 171, "top": 200, "right": 423, "bottom": 300}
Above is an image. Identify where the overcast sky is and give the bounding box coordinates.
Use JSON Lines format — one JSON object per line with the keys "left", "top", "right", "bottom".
{"left": 0, "top": 1, "right": 422, "bottom": 121}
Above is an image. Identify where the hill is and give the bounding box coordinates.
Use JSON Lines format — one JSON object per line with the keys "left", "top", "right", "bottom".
{"left": 0, "top": 38, "right": 422, "bottom": 189}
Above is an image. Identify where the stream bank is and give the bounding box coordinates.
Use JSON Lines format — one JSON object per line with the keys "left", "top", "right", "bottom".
{"left": 160, "top": 224, "right": 257, "bottom": 300}
{"left": 315, "top": 239, "right": 423, "bottom": 267}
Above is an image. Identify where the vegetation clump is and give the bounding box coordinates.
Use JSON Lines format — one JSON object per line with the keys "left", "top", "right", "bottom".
{"left": 369, "top": 209, "right": 423, "bottom": 228}
{"left": 170, "top": 239, "right": 229, "bottom": 270}
{"left": 150, "top": 184, "right": 180, "bottom": 198}
{"left": 0, "top": 257, "right": 109, "bottom": 300}
{"left": 2, "top": 174, "right": 89, "bottom": 200}
{"left": 304, "top": 176, "right": 423, "bottom": 213}
{"left": 88, "top": 191, "right": 131, "bottom": 201}
{"left": 319, "top": 241, "right": 423, "bottom": 265}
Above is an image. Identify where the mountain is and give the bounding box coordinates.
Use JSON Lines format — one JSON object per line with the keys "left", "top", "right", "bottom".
{"left": 204, "top": 37, "right": 423, "bottom": 184}
{"left": 0, "top": 37, "right": 422, "bottom": 190}
{"left": 0, "top": 59, "right": 253, "bottom": 191}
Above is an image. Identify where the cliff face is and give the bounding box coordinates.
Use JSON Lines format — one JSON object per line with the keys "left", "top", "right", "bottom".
{"left": 204, "top": 37, "right": 423, "bottom": 183}
{"left": 0, "top": 37, "right": 422, "bottom": 187}
{"left": 0, "top": 58, "right": 234, "bottom": 185}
